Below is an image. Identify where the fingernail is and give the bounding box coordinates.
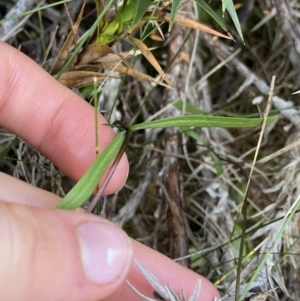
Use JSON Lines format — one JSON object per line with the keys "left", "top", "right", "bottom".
{"left": 77, "top": 222, "right": 131, "bottom": 284}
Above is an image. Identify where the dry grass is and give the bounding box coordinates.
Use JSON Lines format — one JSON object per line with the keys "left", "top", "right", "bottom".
{"left": 1, "top": 1, "right": 300, "bottom": 300}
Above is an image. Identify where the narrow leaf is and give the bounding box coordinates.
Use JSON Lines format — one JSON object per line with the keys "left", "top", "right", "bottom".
{"left": 225, "top": 0, "right": 244, "bottom": 42}
{"left": 130, "top": 37, "right": 171, "bottom": 86}
{"left": 0, "top": 0, "right": 72, "bottom": 25}
{"left": 128, "top": 0, "right": 151, "bottom": 32}
{"left": 158, "top": 13, "right": 232, "bottom": 40}
{"left": 194, "top": 0, "right": 229, "bottom": 33}
{"left": 129, "top": 115, "right": 278, "bottom": 131}
{"left": 221, "top": 0, "right": 226, "bottom": 16}
{"left": 169, "top": 0, "right": 181, "bottom": 31}
{"left": 56, "top": 131, "right": 126, "bottom": 210}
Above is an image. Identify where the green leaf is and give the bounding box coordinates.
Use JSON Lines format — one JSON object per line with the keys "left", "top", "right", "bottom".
{"left": 0, "top": 0, "right": 72, "bottom": 25}
{"left": 173, "top": 99, "right": 205, "bottom": 115}
{"left": 125, "top": 0, "right": 152, "bottom": 32}
{"left": 169, "top": 0, "right": 181, "bottom": 32}
{"left": 221, "top": 0, "right": 226, "bottom": 15}
{"left": 225, "top": 0, "right": 244, "bottom": 41}
{"left": 129, "top": 115, "right": 278, "bottom": 131}
{"left": 56, "top": 131, "right": 126, "bottom": 210}
{"left": 194, "top": 0, "right": 229, "bottom": 32}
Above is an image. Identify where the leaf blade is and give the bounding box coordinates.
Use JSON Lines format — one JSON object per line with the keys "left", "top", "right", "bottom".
{"left": 130, "top": 37, "right": 171, "bottom": 86}
{"left": 129, "top": 115, "right": 278, "bottom": 131}
{"left": 128, "top": 0, "right": 152, "bottom": 32}
{"left": 169, "top": 0, "right": 181, "bottom": 31}
{"left": 159, "top": 13, "right": 232, "bottom": 40}
{"left": 225, "top": 0, "right": 244, "bottom": 41}
{"left": 194, "top": 0, "right": 229, "bottom": 33}
{"left": 56, "top": 131, "right": 126, "bottom": 210}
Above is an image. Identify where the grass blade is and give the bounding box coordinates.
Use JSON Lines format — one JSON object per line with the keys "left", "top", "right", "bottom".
{"left": 129, "top": 115, "right": 278, "bottom": 131}
{"left": 128, "top": 0, "right": 152, "bottom": 32}
{"left": 194, "top": 0, "right": 229, "bottom": 33}
{"left": 0, "top": 0, "right": 72, "bottom": 25}
{"left": 56, "top": 131, "right": 126, "bottom": 210}
{"left": 130, "top": 37, "right": 171, "bottom": 86}
{"left": 225, "top": 0, "right": 244, "bottom": 41}
{"left": 169, "top": 0, "right": 181, "bottom": 31}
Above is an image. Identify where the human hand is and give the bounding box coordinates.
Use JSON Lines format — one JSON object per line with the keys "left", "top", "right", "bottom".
{"left": 0, "top": 42, "right": 220, "bottom": 301}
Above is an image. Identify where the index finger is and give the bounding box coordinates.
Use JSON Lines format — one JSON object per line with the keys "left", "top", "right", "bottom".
{"left": 0, "top": 42, "right": 128, "bottom": 195}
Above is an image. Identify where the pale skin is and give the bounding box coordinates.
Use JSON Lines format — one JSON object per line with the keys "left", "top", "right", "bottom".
{"left": 0, "top": 41, "right": 220, "bottom": 301}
